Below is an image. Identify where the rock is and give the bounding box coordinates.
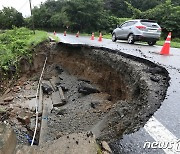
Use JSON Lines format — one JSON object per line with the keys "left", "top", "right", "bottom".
{"left": 0, "top": 108, "right": 9, "bottom": 121}
{"left": 78, "top": 82, "right": 100, "bottom": 95}
{"left": 101, "top": 141, "right": 112, "bottom": 153}
{"left": 55, "top": 65, "right": 64, "bottom": 74}
{"left": 4, "top": 88, "right": 11, "bottom": 95}
{"left": 78, "top": 78, "right": 91, "bottom": 84}
{"left": 49, "top": 36, "right": 56, "bottom": 42}
{"left": 90, "top": 102, "right": 97, "bottom": 109}
{"left": 17, "top": 115, "right": 30, "bottom": 125}
{"left": 86, "top": 131, "right": 94, "bottom": 138}
{"left": 16, "top": 132, "right": 98, "bottom": 154}
{"left": 25, "top": 84, "right": 31, "bottom": 90}
{"left": 60, "top": 85, "right": 69, "bottom": 92}
{"left": 41, "top": 83, "right": 53, "bottom": 95}
{"left": 9, "top": 65, "right": 16, "bottom": 73}
{"left": 146, "top": 67, "right": 164, "bottom": 75}
{"left": 4, "top": 96, "right": 14, "bottom": 102}
{"left": 57, "top": 109, "right": 67, "bottom": 116}
{"left": 150, "top": 76, "right": 160, "bottom": 82}
{"left": 55, "top": 132, "right": 64, "bottom": 139}
{"left": 0, "top": 101, "right": 9, "bottom": 105}
{"left": 13, "top": 86, "right": 21, "bottom": 92}
{"left": 0, "top": 123, "right": 17, "bottom": 154}
{"left": 0, "top": 108, "right": 7, "bottom": 115}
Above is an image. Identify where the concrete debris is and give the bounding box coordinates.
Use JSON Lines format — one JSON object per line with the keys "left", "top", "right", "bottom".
{"left": 41, "top": 83, "right": 53, "bottom": 95}
{"left": 77, "top": 78, "right": 91, "bottom": 84}
{"left": 59, "top": 84, "right": 69, "bottom": 92}
{"left": 16, "top": 132, "right": 98, "bottom": 154}
{"left": 58, "top": 86, "right": 67, "bottom": 103}
{"left": 101, "top": 141, "right": 112, "bottom": 153}
{"left": 13, "top": 86, "right": 21, "bottom": 92}
{"left": 4, "top": 88, "right": 11, "bottom": 95}
{"left": 0, "top": 123, "right": 17, "bottom": 154}
{"left": 146, "top": 67, "right": 165, "bottom": 75}
{"left": 78, "top": 81, "right": 100, "bottom": 95}
{"left": 150, "top": 76, "right": 160, "bottom": 82}
{"left": 17, "top": 115, "right": 30, "bottom": 125}
{"left": 4, "top": 96, "right": 14, "bottom": 102}
{"left": 55, "top": 65, "right": 64, "bottom": 74}
{"left": 56, "top": 109, "right": 67, "bottom": 115}
{"left": 0, "top": 108, "right": 7, "bottom": 115}
{"left": 25, "top": 84, "right": 31, "bottom": 90}
{"left": 51, "top": 91, "right": 66, "bottom": 107}
{"left": 24, "top": 95, "right": 36, "bottom": 99}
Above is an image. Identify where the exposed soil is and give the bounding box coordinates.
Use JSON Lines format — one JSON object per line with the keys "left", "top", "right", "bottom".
{"left": 0, "top": 42, "right": 169, "bottom": 151}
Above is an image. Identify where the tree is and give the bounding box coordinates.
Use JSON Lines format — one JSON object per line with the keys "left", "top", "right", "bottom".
{"left": 32, "top": 5, "right": 52, "bottom": 28}
{"left": 64, "top": 0, "right": 106, "bottom": 32}
{"left": 128, "top": 0, "right": 180, "bottom": 37}
{"left": 0, "top": 7, "right": 24, "bottom": 29}
{"left": 104, "top": 0, "right": 132, "bottom": 17}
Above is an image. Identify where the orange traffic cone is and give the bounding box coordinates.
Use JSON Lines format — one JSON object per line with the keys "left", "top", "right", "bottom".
{"left": 91, "top": 33, "right": 95, "bottom": 40}
{"left": 98, "top": 32, "right": 102, "bottom": 42}
{"left": 76, "top": 31, "right": 79, "bottom": 37}
{"left": 64, "top": 31, "right": 67, "bottom": 36}
{"left": 54, "top": 31, "right": 56, "bottom": 35}
{"left": 160, "top": 32, "right": 171, "bottom": 55}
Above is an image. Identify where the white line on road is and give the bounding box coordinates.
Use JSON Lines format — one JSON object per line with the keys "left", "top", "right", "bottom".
{"left": 144, "top": 116, "right": 180, "bottom": 154}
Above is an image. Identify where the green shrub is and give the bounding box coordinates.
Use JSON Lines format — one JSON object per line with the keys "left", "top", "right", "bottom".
{"left": 0, "top": 27, "right": 48, "bottom": 71}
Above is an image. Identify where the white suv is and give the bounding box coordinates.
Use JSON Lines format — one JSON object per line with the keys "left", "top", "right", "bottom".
{"left": 112, "top": 19, "right": 161, "bottom": 46}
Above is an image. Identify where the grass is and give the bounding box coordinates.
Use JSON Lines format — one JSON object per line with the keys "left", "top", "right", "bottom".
{"left": 157, "top": 39, "right": 180, "bottom": 48}
{"left": 0, "top": 27, "right": 48, "bottom": 70}
{"left": 49, "top": 33, "right": 60, "bottom": 42}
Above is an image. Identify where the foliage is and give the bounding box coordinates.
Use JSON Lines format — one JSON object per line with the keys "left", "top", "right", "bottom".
{"left": 104, "top": 0, "right": 132, "bottom": 17}
{"left": 157, "top": 39, "right": 180, "bottom": 48}
{"left": 29, "top": 0, "right": 132, "bottom": 33}
{"left": 0, "top": 27, "right": 48, "bottom": 70}
{"left": 0, "top": 0, "right": 179, "bottom": 37}
{"left": 127, "top": 0, "right": 180, "bottom": 37}
{"left": 0, "top": 7, "right": 24, "bottom": 29}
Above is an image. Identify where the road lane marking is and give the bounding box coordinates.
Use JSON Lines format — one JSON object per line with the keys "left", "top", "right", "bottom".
{"left": 144, "top": 116, "right": 179, "bottom": 154}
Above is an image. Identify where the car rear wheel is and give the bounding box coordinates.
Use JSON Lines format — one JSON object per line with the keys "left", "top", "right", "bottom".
{"left": 112, "top": 33, "right": 117, "bottom": 42}
{"left": 127, "top": 34, "right": 135, "bottom": 44}
{"left": 148, "top": 41, "right": 156, "bottom": 46}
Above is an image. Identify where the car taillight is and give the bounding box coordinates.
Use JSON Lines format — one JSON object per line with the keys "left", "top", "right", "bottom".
{"left": 136, "top": 25, "right": 146, "bottom": 30}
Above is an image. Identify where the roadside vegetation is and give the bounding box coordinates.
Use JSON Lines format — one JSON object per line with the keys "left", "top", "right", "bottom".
{"left": 157, "top": 38, "right": 180, "bottom": 48}
{"left": 0, "top": 0, "right": 179, "bottom": 38}
{"left": 0, "top": 27, "right": 48, "bottom": 71}
{"left": 26, "top": 0, "right": 179, "bottom": 38}
{"left": 0, "top": 0, "right": 179, "bottom": 49}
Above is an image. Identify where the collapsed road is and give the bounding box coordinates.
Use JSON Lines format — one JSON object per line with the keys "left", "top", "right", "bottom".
{"left": 0, "top": 38, "right": 171, "bottom": 154}
{"left": 57, "top": 33, "right": 180, "bottom": 154}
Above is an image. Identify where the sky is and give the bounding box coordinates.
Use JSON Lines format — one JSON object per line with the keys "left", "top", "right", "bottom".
{"left": 0, "top": 0, "right": 47, "bottom": 17}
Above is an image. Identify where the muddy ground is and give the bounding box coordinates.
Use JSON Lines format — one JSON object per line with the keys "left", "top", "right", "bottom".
{"left": 0, "top": 41, "right": 169, "bottom": 151}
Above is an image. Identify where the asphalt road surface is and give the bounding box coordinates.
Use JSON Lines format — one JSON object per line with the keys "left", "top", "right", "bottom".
{"left": 57, "top": 33, "right": 180, "bottom": 154}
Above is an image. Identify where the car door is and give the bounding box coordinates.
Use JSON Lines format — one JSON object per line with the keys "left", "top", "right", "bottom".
{"left": 116, "top": 22, "right": 128, "bottom": 39}
{"left": 123, "top": 21, "right": 135, "bottom": 38}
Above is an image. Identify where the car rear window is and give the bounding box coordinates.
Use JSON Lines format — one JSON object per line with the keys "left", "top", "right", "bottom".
{"left": 140, "top": 21, "right": 159, "bottom": 28}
